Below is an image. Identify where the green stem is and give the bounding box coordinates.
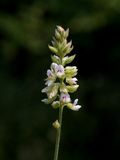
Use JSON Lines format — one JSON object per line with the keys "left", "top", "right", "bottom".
{"left": 53, "top": 105, "right": 63, "bottom": 160}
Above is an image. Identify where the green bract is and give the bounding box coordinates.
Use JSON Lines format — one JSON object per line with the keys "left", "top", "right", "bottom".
{"left": 41, "top": 26, "right": 81, "bottom": 112}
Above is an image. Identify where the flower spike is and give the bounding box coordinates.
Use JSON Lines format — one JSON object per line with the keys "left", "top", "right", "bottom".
{"left": 41, "top": 25, "right": 81, "bottom": 111}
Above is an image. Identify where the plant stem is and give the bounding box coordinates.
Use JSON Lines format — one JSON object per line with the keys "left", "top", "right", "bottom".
{"left": 53, "top": 105, "right": 63, "bottom": 160}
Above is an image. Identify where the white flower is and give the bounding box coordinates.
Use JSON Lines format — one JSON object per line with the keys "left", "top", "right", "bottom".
{"left": 56, "top": 65, "right": 64, "bottom": 78}
{"left": 45, "top": 69, "right": 56, "bottom": 86}
{"left": 66, "top": 77, "right": 78, "bottom": 85}
{"left": 72, "top": 99, "right": 81, "bottom": 111}
{"left": 60, "top": 93, "right": 71, "bottom": 103}
{"left": 51, "top": 63, "right": 65, "bottom": 78}
{"left": 51, "top": 63, "right": 58, "bottom": 72}
{"left": 66, "top": 99, "right": 81, "bottom": 111}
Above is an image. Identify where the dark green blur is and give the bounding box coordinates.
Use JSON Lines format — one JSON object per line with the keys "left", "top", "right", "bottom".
{"left": 0, "top": 0, "right": 120, "bottom": 160}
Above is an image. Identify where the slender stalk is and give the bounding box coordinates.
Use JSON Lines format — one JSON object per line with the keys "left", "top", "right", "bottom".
{"left": 53, "top": 105, "right": 63, "bottom": 160}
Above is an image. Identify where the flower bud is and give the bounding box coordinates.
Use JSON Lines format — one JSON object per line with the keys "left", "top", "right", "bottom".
{"left": 65, "top": 66, "right": 78, "bottom": 77}
{"left": 55, "top": 29, "right": 61, "bottom": 40}
{"left": 52, "top": 101, "right": 60, "bottom": 109}
{"left": 57, "top": 26, "right": 64, "bottom": 33}
{"left": 48, "top": 45, "right": 58, "bottom": 54}
{"left": 52, "top": 120, "right": 60, "bottom": 129}
{"left": 63, "top": 41, "right": 73, "bottom": 55}
{"left": 64, "top": 28, "right": 69, "bottom": 38}
{"left": 62, "top": 55, "right": 76, "bottom": 66}
{"left": 66, "top": 85, "right": 79, "bottom": 93}
{"left": 51, "top": 55, "right": 61, "bottom": 64}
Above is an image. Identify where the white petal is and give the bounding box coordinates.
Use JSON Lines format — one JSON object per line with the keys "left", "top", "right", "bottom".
{"left": 72, "top": 78, "right": 78, "bottom": 83}
{"left": 74, "top": 99, "right": 78, "bottom": 105}
{"left": 47, "top": 69, "right": 53, "bottom": 77}
{"left": 71, "top": 105, "right": 81, "bottom": 111}
{"left": 66, "top": 77, "right": 78, "bottom": 85}
{"left": 56, "top": 65, "right": 64, "bottom": 78}
{"left": 51, "top": 63, "right": 58, "bottom": 71}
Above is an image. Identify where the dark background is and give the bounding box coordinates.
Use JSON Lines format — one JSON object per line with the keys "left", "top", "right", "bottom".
{"left": 0, "top": 0, "right": 120, "bottom": 160}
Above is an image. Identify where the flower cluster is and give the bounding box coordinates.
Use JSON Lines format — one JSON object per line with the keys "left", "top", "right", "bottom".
{"left": 41, "top": 26, "right": 81, "bottom": 111}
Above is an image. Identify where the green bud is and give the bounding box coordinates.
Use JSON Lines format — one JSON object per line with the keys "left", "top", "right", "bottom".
{"left": 65, "top": 46, "right": 73, "bottom": 55}
{"left": 64, "top": 28, "right": 69, "bottom": 38}
{"left": 52, "top": 120, "right": 60, "bottom": 129}
{"left": 48, "top": 45, "right": 58, "bottom": 54}
{"left": 63, "top": 41, "right": 73, "bottom": 55}
{"left": 65, "top": 66, "right": 78, "bottom": 77}
{"left": 51, "top": 55, "right": 61, "bottom": 64}
{"left": 62, "top": 55, "right": 76, "bottom": 66}
{"left": 61, "top": 39, "right": 67, "bottom": 49}
{"left": 55, "top": 29, "right": 61, "bottom": 40}
{"left": 52, "top": 101, "right": 60, "bottom": 109}
{"left": 66, "top": 85, "right": 79, "bottom": 93}
{"left": 57, "top": 26, "right": 65, "bottom": 33}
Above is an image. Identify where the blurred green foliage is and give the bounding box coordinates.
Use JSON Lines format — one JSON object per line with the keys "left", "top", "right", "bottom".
{"left": 0, "top": 0, "right": 120, "bottom": 160}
